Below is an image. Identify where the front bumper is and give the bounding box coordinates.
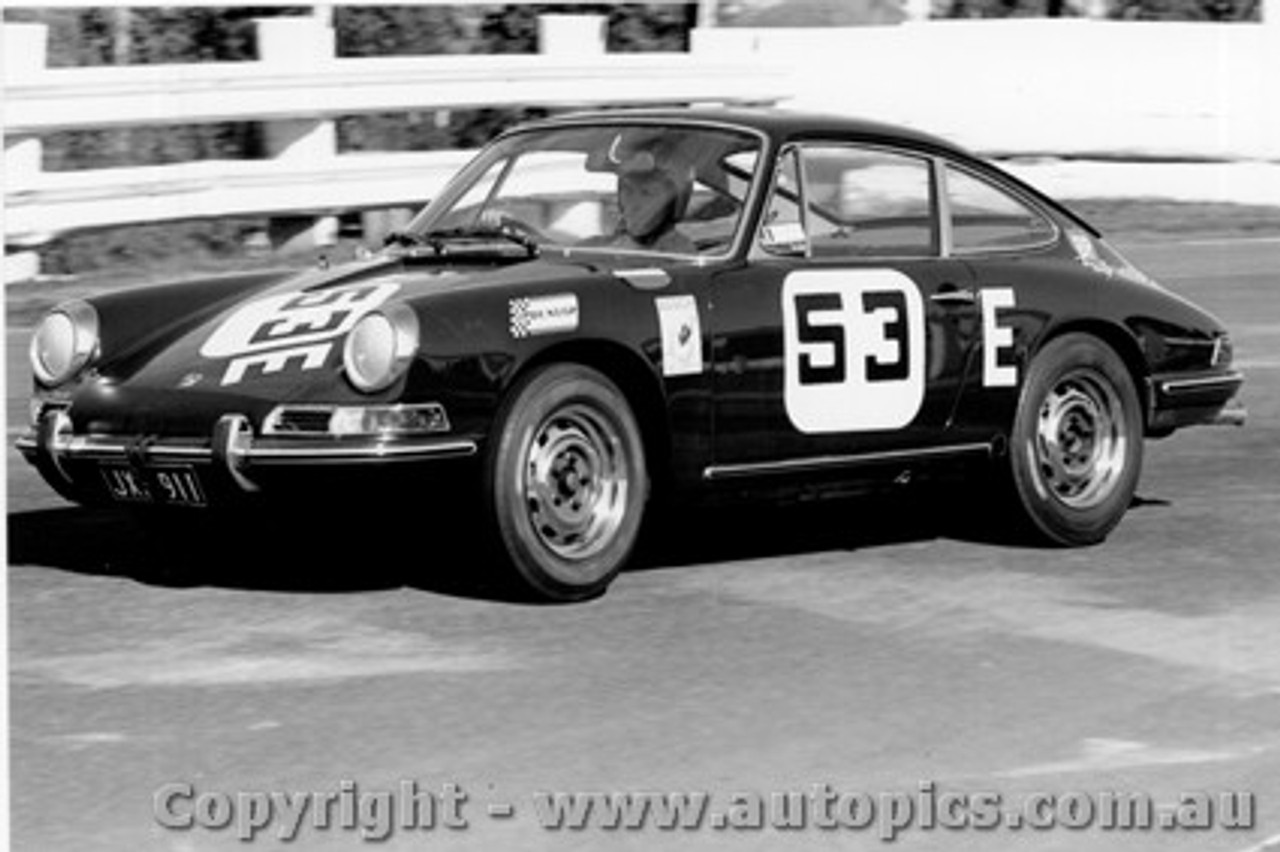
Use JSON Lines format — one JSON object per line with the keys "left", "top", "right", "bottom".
{"left": 16, "top": 410, "right": 479, "bottom": 505}
{"left": 1147, "top": 369, "right": 1247, "bottom": 435}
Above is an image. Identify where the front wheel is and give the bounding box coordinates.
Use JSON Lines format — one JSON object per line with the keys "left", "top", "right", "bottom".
{"left": 1006, "top": 333, "right": 1143, "bottom": 546}
{"left": 485, "top": 363, "right": 648, "bottom": 601}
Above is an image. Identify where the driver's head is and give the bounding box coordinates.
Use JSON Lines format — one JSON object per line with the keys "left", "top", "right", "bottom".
{"left": 615, "top": 151, "right": 693, "bottom": 245}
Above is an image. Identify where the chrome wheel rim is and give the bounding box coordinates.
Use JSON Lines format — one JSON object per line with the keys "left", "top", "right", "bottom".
{"left": 1029, "top": 369, "right": 1128, "bottom": 509}
{"left": 522, "top": 403, "right": 629, "bottom": 567}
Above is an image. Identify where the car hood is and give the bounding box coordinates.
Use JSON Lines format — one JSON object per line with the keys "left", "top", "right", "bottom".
{"left": 82, "top": 252, "right": 625, "bottom": 418}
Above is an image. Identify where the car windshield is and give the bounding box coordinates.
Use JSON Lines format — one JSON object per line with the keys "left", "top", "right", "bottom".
{"left": 407, "top": 123, "right": 763, "bottom": 259}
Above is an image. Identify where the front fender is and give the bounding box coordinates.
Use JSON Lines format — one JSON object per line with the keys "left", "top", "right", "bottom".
{"left": 90, "top": 269, "right": 295, "bottom": 370}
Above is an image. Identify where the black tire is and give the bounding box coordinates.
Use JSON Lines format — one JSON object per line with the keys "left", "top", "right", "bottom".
{"left": 1006, "top": 333, "right": 1143, "bottom": 546}
{"left": 485, "top": 363, "right": 648, "bottom": 601}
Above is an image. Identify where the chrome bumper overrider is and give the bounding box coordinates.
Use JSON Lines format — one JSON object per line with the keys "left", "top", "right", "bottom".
{"left": 17, "top": 410, "right": 478, "bottom": 495}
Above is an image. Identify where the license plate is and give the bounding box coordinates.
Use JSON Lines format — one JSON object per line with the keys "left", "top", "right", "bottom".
{"left": 100, "top": 465, "right": 207, "bottom": 508}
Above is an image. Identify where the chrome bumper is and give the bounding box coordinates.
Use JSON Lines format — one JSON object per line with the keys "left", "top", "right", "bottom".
{"left": 1147, "top": 370, "right": 1247, "bottom": 432}
{"left": 17, "top": 410, "right": 478, "bottom": 496}
{"left": 1153, "top": 370, "right": 1245, "bottom": 398}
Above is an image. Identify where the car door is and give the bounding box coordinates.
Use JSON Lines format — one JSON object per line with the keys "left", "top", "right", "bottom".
{"left": 708, "top": 142, "right": 986, "bottom": 477}
{"left": 938, "top": 160, "right": 1067, "bottom": 438}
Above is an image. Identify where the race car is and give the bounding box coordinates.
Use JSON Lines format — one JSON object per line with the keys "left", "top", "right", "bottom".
{"left": 19, "top": 107, "right": 1246, "bottom": 600}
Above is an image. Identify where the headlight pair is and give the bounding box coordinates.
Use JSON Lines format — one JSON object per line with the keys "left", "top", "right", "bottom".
{"left": 30, "top": 301, "right": 100, "bottom": 388}
{"left": 31, "top": 298, "right": 418, "bottom": 393}
{"left": 343, "top": 303, "right": 420, "bottom": 393}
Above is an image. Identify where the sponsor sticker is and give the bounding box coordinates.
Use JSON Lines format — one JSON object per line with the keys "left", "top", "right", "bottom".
{"left": 509, "top": 294, "right": 579, "bottom": 339}
{"left": 1070, "top": 228, "right": 1158, "bottom": 288}
{"left": 655, "top": 295, "right": 703, "bottom": 377}
{"left": 1068, "top": 230, "right": 1114, "bottom": 278}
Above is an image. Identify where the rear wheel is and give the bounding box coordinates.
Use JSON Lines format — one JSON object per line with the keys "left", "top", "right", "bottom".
{"left": 1006, "top": 333, "right": 1143, "bottom": 545}
{"left": 485, "top": 363, "right": 648, "bottom": 601}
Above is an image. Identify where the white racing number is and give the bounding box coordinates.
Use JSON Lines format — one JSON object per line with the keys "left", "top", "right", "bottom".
{"left": 201, "top": 283, "right": 401, "bottom": 385}
{"left": 782, "top": 269, "right": 925, "bottom": 433}
{"left": 981, "top": 287, "right": 1018, "bottom": 388}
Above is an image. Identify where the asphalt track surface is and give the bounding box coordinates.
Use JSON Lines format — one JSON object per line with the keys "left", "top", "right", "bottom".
{"left": 5, "top": 238, "right": 1280, "bottom": 851}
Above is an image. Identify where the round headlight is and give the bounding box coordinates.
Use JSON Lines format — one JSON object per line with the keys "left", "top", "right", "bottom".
{"left": 30, "top": 301, "right": 99, "bottom": 387}
{"left": 342, "top": 304, "right": 419, "bottom": 393}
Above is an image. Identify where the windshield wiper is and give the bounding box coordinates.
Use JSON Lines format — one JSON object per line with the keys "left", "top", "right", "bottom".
{"left": 388, "top": 226, "right": 539, "bottom": 258}
{"left": 383, "top": 230, "right": 425, "bottom": 248}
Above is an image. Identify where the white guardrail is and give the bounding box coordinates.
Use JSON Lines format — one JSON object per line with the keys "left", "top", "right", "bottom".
{"left": 2, "top": 12, "right": 790, "bottom": 280}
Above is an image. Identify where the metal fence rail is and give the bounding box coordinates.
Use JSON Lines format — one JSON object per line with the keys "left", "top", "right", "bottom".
{"left": 2, "top": 13, "right": 790, "bottom": 280}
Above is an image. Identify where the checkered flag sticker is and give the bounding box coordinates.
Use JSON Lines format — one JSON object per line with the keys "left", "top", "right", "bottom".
{"left": 508, "top": 294, "right": 579, "bottom": 339}
{"left": 509, "top": 298, "right": 532, "bottom": 338}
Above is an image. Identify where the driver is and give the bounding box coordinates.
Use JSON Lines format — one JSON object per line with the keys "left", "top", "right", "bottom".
{"left": 592, "top": 149, "right": 696, "bottom": 254}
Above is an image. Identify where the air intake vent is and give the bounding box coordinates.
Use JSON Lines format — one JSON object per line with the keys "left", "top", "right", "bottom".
{"left": 263, "top": 407, "right": 333, "bottom": 435}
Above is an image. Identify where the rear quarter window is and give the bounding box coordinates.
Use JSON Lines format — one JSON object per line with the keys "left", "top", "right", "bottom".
{"left": 946, "top": 166, "right": 1057, "bottom": 254}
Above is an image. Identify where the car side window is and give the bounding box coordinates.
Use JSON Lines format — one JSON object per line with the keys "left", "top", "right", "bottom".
{"left": 946, "top": 166, "right": 1056, "bottom": 253}
{"left": 799, "top": 146, "right": 936, "bottom": 259}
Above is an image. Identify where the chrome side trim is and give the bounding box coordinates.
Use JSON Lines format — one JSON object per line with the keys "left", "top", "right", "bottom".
{"left": 703, "top": 441, "right": 994, "bottom": 481}
{"left": 935, "top": 156, "right": 955, "bottom": 258}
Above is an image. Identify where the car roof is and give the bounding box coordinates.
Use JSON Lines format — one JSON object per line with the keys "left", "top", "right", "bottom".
{"left": 518, "top": 105, "right": 1100, "bottom": 237}
{"left": 527, "top": 105, "right": 973, "bottom": 159}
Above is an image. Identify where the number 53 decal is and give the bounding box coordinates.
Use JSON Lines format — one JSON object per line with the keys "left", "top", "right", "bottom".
{"left": 782, "top": 270, "right": 1018, "bottom": 434}
{"left": 783, "top": 269, "right": 925, "bottom": 433}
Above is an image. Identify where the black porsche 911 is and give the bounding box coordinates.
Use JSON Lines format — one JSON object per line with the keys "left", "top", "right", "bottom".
{"left": 19, "top": 107, "right": 1246, "bottom": 600}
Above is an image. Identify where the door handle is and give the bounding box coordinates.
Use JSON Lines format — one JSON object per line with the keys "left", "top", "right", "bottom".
{"left": 930, "top": 287, "right": 977, "bottom": 306}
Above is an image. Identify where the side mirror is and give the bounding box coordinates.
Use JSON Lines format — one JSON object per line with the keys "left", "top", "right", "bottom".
{"left": 760, "top": 222, "right": 808, "bottom": 257}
